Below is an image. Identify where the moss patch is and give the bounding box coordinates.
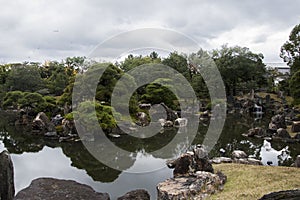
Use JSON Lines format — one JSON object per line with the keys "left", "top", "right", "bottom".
{"left": 210, "top": 163, "right": 300, "bottom": 200}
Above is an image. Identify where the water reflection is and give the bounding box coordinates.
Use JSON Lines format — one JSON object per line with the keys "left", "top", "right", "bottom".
{"left": 0, "top": 112, "right": 300, "bottom": 199}
{"left": 259, "top": 140, "right": 291, "bottom": 166}
{"left": 8, "top": 144, "right": 172, "bottom": 199}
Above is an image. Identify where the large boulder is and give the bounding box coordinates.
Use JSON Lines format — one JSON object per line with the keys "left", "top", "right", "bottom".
{"left": 271, "top": 114, "right": 286, "bottom": 129}
{"left": 268, "top": 123, "right": 278, "bottom": 133}
{"left": 259, "top": 189, "right": 300, "bottom": 200}
{"left": 232, "top": 150, "right": 248, "bottom": 159}
{"left": 136, "top": 112, "right": 149, "bottom": 126}
{"left": 0, "top": 150, "right": 14, "bottom": 200}
{"left": 168, "top": 146, "right": 214, "bottom": 177}
{"left": 32, "top": 112, "right": 56, "bottom": 134}
{"left": 157, "top": 171, "right": 226, "bottom": 200}
{"left": 117, "top": 189, "right": 150, "bottom": 200}
{"left": 244, "top": 127, "right": 265, "bottom": 137}
{"left": 14, "top": 178, "right": 110, "bottom": 200}
{"left": 61, "top": 118, "right": 76, "bottom": 136}
{"left": 160, "top": 103, "right": 178, "bottom": 121}
{"left": 275, "top": 128, "right": 291, "bottom": 139}
{"left": 291, "top": 121, "right": 300, "bottom": 133}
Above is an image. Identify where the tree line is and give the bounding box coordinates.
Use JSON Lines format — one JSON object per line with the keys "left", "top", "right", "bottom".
{"left": 1, "top": 22, "right": 299, "bottom": 131}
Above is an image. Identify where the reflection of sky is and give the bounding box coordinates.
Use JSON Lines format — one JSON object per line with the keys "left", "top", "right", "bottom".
{"left": 0, "top": 140, "right": 5, "bottom": 152}
{"left": 3, "top": 142, "right": 171, "bottom": 200}
{"left": 259, "top": 140, "right": 291, "bottom": 166}
{"left": 126, "top": 150, "right": 168, "bottom": 173}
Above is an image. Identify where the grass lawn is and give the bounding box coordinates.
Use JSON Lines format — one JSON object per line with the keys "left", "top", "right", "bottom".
{"left": 210, "top": 163, "right": 300, "bottom": 200}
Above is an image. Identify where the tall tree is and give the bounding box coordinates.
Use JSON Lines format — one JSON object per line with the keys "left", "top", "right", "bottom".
{"left": 280, "top": 24, "right": 300, "bottom": 74}
{"left": 211, "top": 45, "right": 266, "bottom": 96}
{"left": 280, "top": 23, "right": 300, "bottom": 104}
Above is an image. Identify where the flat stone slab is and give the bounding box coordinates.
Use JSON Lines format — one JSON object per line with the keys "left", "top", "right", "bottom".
{"left": 14, "top": 178, "right": 110, "bottom": 200}
{"left": 157, "top": 171, "right": 226, "bottom": 200}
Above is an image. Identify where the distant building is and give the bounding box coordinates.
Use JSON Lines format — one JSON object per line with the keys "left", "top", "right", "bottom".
{"left": 266, "top": 63, "right": 290, "bottom": 74}
{"left": 266, "top": 63, "right": 290, "bottom": 85}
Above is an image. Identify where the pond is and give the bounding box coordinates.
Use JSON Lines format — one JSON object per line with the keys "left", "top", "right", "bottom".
{"left": 0, "top": 112, "right": 299, "bottom": 199}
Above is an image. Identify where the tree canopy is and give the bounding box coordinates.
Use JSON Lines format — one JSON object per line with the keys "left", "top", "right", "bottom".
{"left": 280, "top": 23, "right": 300, "bottom": 104}
{"left": 212, "top": 45, "right": 267, "bottom": 96}
{"left": 280, "top": 24, "right": 300, "bottom": 74}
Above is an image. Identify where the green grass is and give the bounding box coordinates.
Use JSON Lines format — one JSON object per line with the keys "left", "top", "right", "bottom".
{"left": 209, "top": 163, "right": 300, "bottom": 200}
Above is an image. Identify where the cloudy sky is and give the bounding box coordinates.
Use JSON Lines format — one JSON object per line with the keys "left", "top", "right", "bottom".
{"left": 1, "top": 0, "right": 300, "bottom": 64}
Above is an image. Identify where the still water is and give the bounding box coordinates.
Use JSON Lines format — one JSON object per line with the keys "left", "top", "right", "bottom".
{"left": 0, "top": 112, "right": 299, "bottom": 199}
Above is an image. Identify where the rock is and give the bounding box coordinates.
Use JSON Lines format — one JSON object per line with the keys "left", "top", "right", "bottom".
{"left": 160, "top": 103, "right": 178, "bottom": 121}
{"left": 232, "top": 150, "right": 248, "bottom": 159}
{"left": 51, "top": 114, "right": 63, "bottom": 126}
{"left": 44, "top": 131, "right": 57, "bottom": 137}
{"left": 194, "top": 145, "right": 208, "bottom": 159}
{"left": 271, "top": 114, "right": 286, "bottom": 129}
{"left": 247, "top": 158, "right": 263, "bottom": 165}
{"left": 259, "top": 189, "right": 300, "bottom": 200}
{"left": 174, "top": 118, "right": 188, "bottom": 127}
{"left": 171, "top": 146, "right": 214, "bottom": 177}
{"left": 233, "top": 158, "right": 262, "bottom": 165}
{"left": 32, "top": 112, "right": 56, "bottom": 134}
{"left": 172, "top": 153, "right": 194, "bottom": 176}
{"left": 157, "top": 171, "right": 226, "bottom": 200}
{"left": 275, "top": 128, "right": 291, "bottom": 139}
{"left": 200, "top": 110, "right": 210, "bottom": 118}
{"left": 244, "top": 127, "right": 265, "bottom": 137}
{"left": 163, "top": 120, "right": 173, "bottom": 127}
{"left": 294, "top": 133, "right": 300, "bottom": 140}
{"left": 0, "top": 150, "right": 15, "bottom": 200}
{"left": 117, "top": 189, "right": 150, "bottom": 200}
{"left": 136, "top": 112, "right": 149, "bottom": 126}
{"left": 295, "top": 155, "right": 300, "bottom": 168}
{"left": 14, "top": 178, "right": 110, "bottom": 200}
{"left": 62, "top": 118, "right": 76, "bottom": 136}
{"left": 268, "top": 123, "right": 278, "bottom": 133}
{"left": 291, "top": 121, "right": 300, "bottom": 133}
{"left": 211, "top": 157, "right": 232, "bottom": 164}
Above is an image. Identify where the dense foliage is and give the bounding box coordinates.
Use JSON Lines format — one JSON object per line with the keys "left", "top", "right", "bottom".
{"left": 281, "top": 23, "right": 300, "bottom": 104}
{"left": 2, "top": 42, "right": 294, "bottom": 130}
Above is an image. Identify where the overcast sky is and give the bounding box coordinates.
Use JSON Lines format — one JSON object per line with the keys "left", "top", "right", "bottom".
{"left": 1, "top": 0, "right": 300, "bottom": 64}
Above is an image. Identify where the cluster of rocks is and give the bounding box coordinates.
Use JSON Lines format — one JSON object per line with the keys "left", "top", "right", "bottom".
{"left": 136, "top": 102, "right": 189, "bottom": 128}
{"left": 243, "top": 113, "right": 300, "bottom": 143}
{"left": 157, "top": 145, "right": 227, "bottom": 200}
{"left": 211, "top": 150, "right": 262, "bottom": 165}
{"left": 226, "top": 90, "right": 267, "bottom": 114}
{"left": 31, "top": 112, "right": 78, "bottom": 142}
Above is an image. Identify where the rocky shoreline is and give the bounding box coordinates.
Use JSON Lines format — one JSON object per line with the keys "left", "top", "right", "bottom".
{"left": 1, "top": 146, "right": 300, "bottom": 200}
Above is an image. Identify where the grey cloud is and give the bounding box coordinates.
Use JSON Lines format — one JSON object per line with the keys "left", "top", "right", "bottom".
{"left": 0, "top": 0, "right": 299, "bottom": 62}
